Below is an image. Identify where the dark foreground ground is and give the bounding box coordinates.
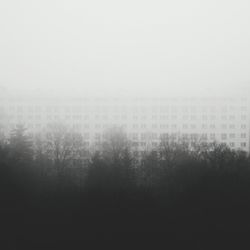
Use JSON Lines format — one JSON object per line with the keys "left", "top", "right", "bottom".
{"left": 1, "top": 185, "right": 250, "bottom": 250}
{"left": 2, "top": 126, "right": 250, "bottom": 248}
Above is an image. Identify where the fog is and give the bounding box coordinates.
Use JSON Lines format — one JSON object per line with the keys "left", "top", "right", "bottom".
{"left": 1, "top": 3, "right": 250, "bottom": 247}
{"left": 0, "top": 0, "right": 250, "bottom": 97}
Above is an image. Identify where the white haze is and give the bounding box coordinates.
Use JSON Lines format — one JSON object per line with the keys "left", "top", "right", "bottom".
{"left": 0, "top": 0, "right": 250, "bottom": 97}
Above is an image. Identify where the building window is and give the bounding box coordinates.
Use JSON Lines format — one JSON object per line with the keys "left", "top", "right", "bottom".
{"left": 221, "top": 107, "right": 228, "bottom": 112}
{"left": 73, "top": 124, "right": 81, "bottom": 130}
{"left": 95, "top": 133, "right": 101, "bottom": 140}
{"left": 201, "top": 107, "right": 207, "bottom": 112}
{"left": 152, "top": 133, "right": 158, "bottom": 139}
{"left": 141, "top": 133, "right": 147, "bottom": 140}
{"left": 202, "top": 124, "right": 207, "bottom": 129}
{"left": 17, "top": 106, "right": 23, "bottom": 113}
{"left": 191, "top": 133, "right": 198, "bottom": 140}
{"left": 152, "top": 124, "right": 158, "bottom": 129}
{"left": 73, "top": 115, "right": 81, "bottom": 120}
{"left": 221, "top": 134, "right": 227, "bottom": 140}
{"left": 172, "top": 124, "right": 177, "bottom": 129}
{"left": 160, "top": 115, "right": 168, "bottom": 120}
{"left": 35, "top": 106, "right": 41, "bottom": 112}
{"left": 132, "top": 133, "right": 138, "bottom": 140}
{"left": 210, "top": 106, "right": 216, "bottom": 112}
{"left": 241, "top": 124, "right": 247, "bottom": 129}
{"left": 229, "top": 133, "right": 235, "bottom": 139}
{"left": 241, "top": 133, "right": 247, "bottom": 139}
{"left": 160, "top": 124, "right": 168, "bottom": 129}
{"left": 182, "top": 133, "right": 189, "bottom": 140}
{"left": 28, "top": 106, "right": 34, "bottom": 113}
{"left": 210, "top": 133, "right": 215, "bottom": 140}
{"left": 201, "top": 133, "right": 207, "bottom": 140}
{"left": 160, "top": 133, "right": 169, "bottom": 139}
{"left": 83, "top": 133, "right": 89, "bottom": 139}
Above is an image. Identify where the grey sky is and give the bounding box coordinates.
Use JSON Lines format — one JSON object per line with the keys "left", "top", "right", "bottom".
{"left": 0, "top": 0, "right": 250, "bottom": 96}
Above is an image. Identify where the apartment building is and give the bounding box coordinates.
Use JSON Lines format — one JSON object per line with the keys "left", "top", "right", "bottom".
{"left": 0, "top": 92, "right": 249, "bottom": 152}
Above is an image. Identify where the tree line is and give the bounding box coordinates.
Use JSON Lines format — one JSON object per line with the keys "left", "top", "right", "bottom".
{"left": 1, "top": 123, "right": 250, "bottom": 248}
{"left": 1, "top": 123, "right": 250, "bottom": 193}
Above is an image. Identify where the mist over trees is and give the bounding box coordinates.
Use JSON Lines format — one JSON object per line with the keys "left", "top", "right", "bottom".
{"left": 1, "top": 123, "right": 250, "bottom": 193}
{"left": 86, "top": 127, "right": 136, "bottom": 191}
{"left": 1, "top": 123, "right": 250, "bottom": 248}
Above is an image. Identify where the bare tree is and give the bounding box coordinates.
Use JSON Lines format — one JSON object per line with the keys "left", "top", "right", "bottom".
{"left": 45, "top": 123, "right": 85, "bottom": 173}
{"left": 159, "top": 133, "right": 190, "bottom": 167}
{"left": 101, "top": 126, "right": 131, "bottom": 162}
{"left": 9, "top": 124, "right": 33, "bottom": 165}
{"left": 87, "top": 127, "right": 136, "bottom": 190}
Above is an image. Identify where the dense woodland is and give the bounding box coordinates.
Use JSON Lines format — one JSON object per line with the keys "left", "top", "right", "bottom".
{"left": 1, "top": 124, "right": 250, "bottom": 249}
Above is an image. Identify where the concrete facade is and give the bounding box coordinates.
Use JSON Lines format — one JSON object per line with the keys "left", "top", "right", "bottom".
{"left": 0, "top": 93, "right": 249, "bottom": 152}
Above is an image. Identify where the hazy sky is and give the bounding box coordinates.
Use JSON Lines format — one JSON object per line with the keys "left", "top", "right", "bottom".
{"left": 0, "top": 0, "right": 250, "bottom": 96}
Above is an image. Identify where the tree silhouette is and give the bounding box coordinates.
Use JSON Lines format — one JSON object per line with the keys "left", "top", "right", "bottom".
{"left": 139, "top": 150, "right": 161, "bottom": 189}
{"left": 5, "top": 124, "right": 34, "bottom": 193}
{"left": 9, "top": 124, "right": 33, "bottom": 165}
{"left": 86, "top": 127, "right": 136, "bottom": 191}
{"left": 45, "top": 123, "right": 85, "bottom": 172}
